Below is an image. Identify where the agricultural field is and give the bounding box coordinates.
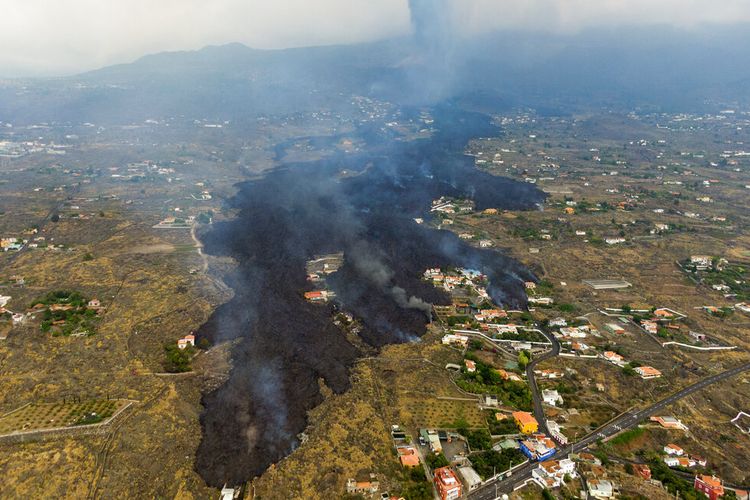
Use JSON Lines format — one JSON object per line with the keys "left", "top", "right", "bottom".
{"left": 0, "top": 399, "right": 130, "bottom": 435}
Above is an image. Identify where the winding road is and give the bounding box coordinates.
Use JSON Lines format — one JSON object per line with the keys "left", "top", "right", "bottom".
{"left": 523, "top": 330, "right": 561, "bottom": 436}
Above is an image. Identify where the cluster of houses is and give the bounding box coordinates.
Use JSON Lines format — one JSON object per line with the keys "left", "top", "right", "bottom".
{"left": 636, "top": 307, "right": 697, "bottom": 341}
{"left": 305, "top": 253, "right": 343, "bottom": 283}
{"left": 601, "top": 350, "right": 662, "bottom": 379}
{"left": 350, "top": 424, "right": 437, "bottom": 498}
{"left": 685, "top": 256, "right": 749, "bottom": 307}
{"left": 430, "top": 196, "right": 475, "bottom": 215}
{"left": 389, "top": 425, "right": 421, "bottom": 469}
{"left": 688, "top": 255, "right": 715, "bottom": 271}
{"left": 345, "top": 475, "right": 381, "bottom": 497}
{"left": 662, "top": 443, "right": 707, "bottom": 469}
{"left": 524, "top": 281, "right": 555, "bottom": 306}
{"left": 304, "top": 254, "right": 343, "bottom": 304}
{"left": 579, "top": 456, "right": 618, "bottom": 499}
{"left": 405, "top": 427, "right": 485, "bottom": 500}
{"left": 0, "top": 237, "right": 24, "bottom": 252}
{"left": 511, "top": 411, "right": 570, "bottom": 461}
{"left": 2, "top": 296, "right": 107, "bottom": 334}
{"left": 532, "top": 457, "right": 577, "bottom": 489}
{"left": 547, "top": 317, "right": 599, "bottom": 342}
{"left": 424, "top": 267, "right": 490, "bottom": 301}
{"left": 427, "top": 270, "right": 544, "bottom": 347}
{"left": 531, "top": 451, "right": 626, "bottom": 498}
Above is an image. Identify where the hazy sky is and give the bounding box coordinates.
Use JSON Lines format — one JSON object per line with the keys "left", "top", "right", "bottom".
{"left": 2, "top": 0, "right": 750, "bottom": 77}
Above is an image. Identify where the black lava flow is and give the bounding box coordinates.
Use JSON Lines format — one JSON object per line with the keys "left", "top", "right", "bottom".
{"left": 194, "top": 105, "right": 546, "bottom": 486}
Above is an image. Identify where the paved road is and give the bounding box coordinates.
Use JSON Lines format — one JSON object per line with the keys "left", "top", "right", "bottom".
{"left": 468, "top": 361, "right": 750, "bottom": 499}
{"left": 524, "top": 330, "right": 561, "bottom": 436}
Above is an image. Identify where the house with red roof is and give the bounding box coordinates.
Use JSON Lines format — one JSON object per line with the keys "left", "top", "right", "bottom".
{"left": 695, "top": 475, "right": 724, "bottom": 500}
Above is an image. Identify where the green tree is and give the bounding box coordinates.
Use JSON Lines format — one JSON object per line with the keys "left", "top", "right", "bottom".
{"left": 425, "top": 452, "right": 449, "bottom": 470}
{"left": 518, "top": 351, "right": 530, "bottom": 369}
{"left": 163, "top": 344, "right": 193, "bottom": 373}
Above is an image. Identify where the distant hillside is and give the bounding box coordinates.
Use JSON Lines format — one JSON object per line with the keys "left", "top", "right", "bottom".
{"left": 1, "top": 25, "right": 749, "bottom": 125}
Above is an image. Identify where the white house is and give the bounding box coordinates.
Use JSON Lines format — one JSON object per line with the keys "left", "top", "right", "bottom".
{"left": 560, "top": 327, "right": 587, "bottom": 338}
{"left": 177, "top": 334, "right": 196, "bottom": 349}
{"left": 664, "top": 444, "right": 684, "bottom": 456}
{"left": 528, "top": 297, "right": 554, "bottom": 306}
{"left": 588, "top": 479, "right": 615, "bottom": 499}
{"left": 457, "top": 466, "right": 482, "bottom": 492}
{"left": 605, "top": 238, "right": 626, "bottom": 245}
{"left": 546, "top": 420, "right": 568, "bottom": 445}
{"left": 531, "top": 458, "right": 577, "bottom": 489}
{"left": 542, "top": 389, "right": 564, "bottom": 407}
{"left": 442, "top": 334, "right": 469, "bottom": 347}
{"left": 603, "top": 351, "right": 625, "bottom": 366}
{"left": 549, "top": 317, "right": 568, "bottom": 328}
{"left": 690, "top": 255, "right": 712, "bottom": 270}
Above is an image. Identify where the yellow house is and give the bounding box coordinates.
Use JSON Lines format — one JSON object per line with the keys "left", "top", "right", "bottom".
{"left": 512, "top": 411, "right": 539, "bottom": 434}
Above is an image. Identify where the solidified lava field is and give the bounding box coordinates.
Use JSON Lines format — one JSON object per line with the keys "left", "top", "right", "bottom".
{"left": 194, "top": 105, "right": 546, "bottom": 486}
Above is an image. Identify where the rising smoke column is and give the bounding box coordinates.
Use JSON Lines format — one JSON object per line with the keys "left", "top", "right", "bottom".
{"left": 405, "top": 0, "right": 459, "bottom": 103}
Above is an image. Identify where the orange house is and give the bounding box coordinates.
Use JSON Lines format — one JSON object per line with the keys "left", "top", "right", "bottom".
{"left": 398, "top": 446, "right": 420, "bottom": 467}
{"left": 512, "top": 411, "right": 539, "bottom": 434}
